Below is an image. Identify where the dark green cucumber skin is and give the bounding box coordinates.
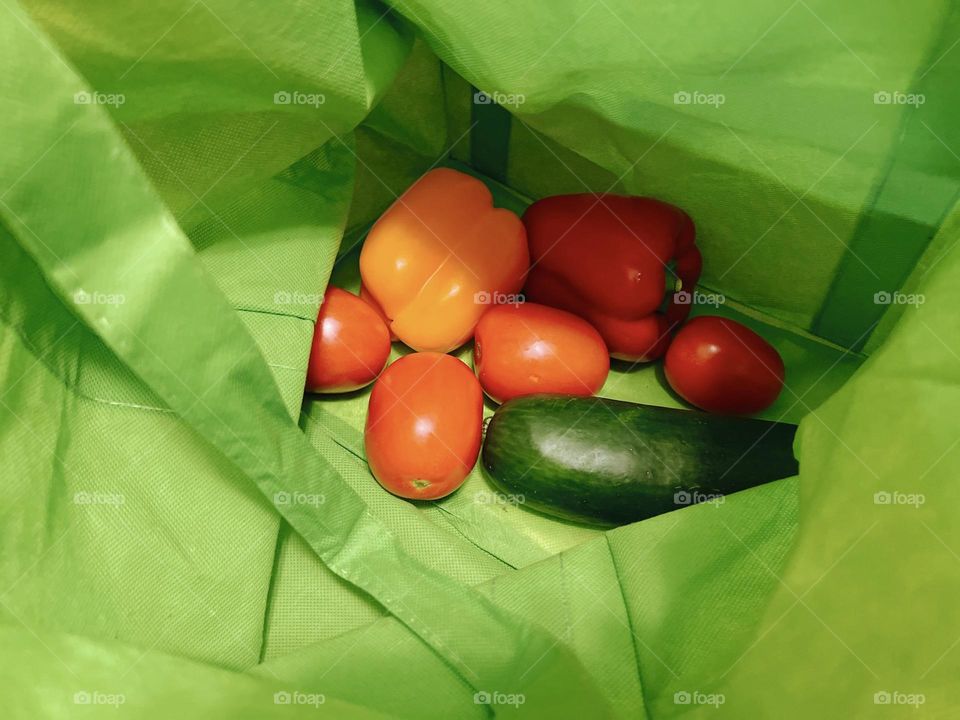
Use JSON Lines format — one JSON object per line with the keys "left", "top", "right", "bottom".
{"left": 481, "top": 394, "right": 798, "bottom": 527}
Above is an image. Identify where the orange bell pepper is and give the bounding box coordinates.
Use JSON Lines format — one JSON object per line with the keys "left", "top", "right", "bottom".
{"left": 359, "top": 168, "right": 528, "bottom": 353}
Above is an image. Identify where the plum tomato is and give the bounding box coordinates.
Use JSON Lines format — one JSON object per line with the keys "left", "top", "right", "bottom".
{"left": 306, "top": 287, "right": 391, "bottom": 393}
{"left": 664, "top": 316, "right": 784, "bottom": 415}
{"left": 473, "top": 302, "right": 610, "bottom": 404}
{"left": 364, "top": 352, "right": 483, "bottom": 500}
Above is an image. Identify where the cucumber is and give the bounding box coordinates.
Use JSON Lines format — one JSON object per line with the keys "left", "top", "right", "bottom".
{"left": 481, "top": 394, "right": 798, "bottom": 526}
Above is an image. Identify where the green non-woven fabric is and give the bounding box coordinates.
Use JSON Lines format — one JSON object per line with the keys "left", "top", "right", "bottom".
{"left": 715, "top": 217, "right": 960, "bottom": 717}
{"left": 2, "top": 0, "right": 959, "bottom": 718}
{"left": 391, "top": 0, "right": 959, "bottom": 343}
{"left": 0, "top": 3, "right": 615, "bottom": 718}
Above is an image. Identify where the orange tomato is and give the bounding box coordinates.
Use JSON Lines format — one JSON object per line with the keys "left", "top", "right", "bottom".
{"left": 473, "top": 302, "right": 610, "bottom": 404}
{"left": 365, "top": 352, "right": 483, "bottom": 500}
{"left": 306, "top": 287, "right": 391, "bottom": 393}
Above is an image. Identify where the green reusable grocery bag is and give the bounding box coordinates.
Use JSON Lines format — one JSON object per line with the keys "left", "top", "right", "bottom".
{"left": 2, "top": 0, "right": 960, "bottom": 717}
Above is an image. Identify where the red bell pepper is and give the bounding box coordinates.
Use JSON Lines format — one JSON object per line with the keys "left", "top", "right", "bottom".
{"left": 523, "top": 194, "right": 701, "bottom": 362}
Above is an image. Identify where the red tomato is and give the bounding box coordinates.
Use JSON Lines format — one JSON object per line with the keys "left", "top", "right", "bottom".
{"left": 306, "top": 287, "right": 391, "bottom": 393}
{"left": 473, "top": 302, "right": 610, "bottom": 404}
{"left": 365, "top": 352, "right": 482, "bottom": 500}
{"left": 664, "top": 316, "right": 784, "bottom": 415}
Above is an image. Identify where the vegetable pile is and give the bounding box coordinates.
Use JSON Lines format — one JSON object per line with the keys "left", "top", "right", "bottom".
{"left": 305, "top": 167, "right": 791, "bottom": 524}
